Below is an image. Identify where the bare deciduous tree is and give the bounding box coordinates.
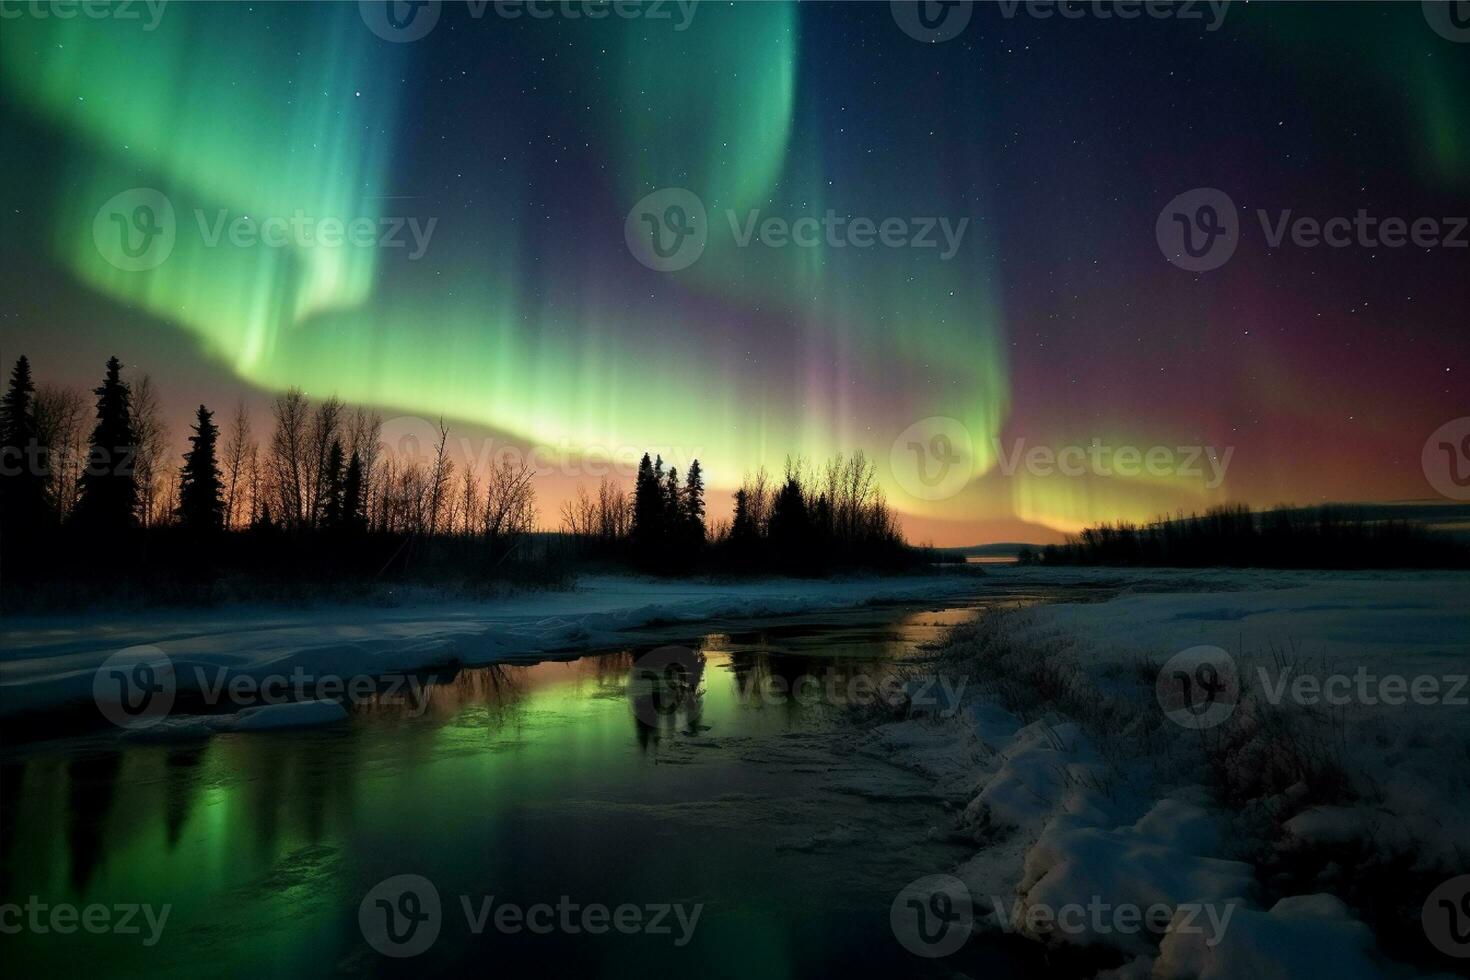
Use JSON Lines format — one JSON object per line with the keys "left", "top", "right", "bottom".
{"left": 269, "top": 388, "right": 309, "bottom": 527}
{"left": 130, "top": 373, "right": 169, "bottom": 527}
{"left": 32, "top": 384, "right": 87, "bottom": 521}
{"left": 425, "top": 418, "right": 452, "bottom": 534}
{"left": 483, "top": 456, "right": 537, "bottom": 559}
{"left": 305, "top": 395, "right": 343, "bottom": 528}
{"left": 222, "top": 400, "right": 256, "bottom": 529}
{"left": 457, "top": 467, "right": 481, "bottom": 536}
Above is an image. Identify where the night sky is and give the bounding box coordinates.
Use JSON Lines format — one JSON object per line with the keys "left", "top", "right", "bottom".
{"left": 1, "top": 1, "right": 1466, "bottom": 545}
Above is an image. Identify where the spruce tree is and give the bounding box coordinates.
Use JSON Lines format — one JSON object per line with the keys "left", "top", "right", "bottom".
{"left": 320, "top": 438, "right": 345, "bottom": 528}
{"left": 631, "top": 452, "right": 664, "bottom": 563}
{"left": 664, "top": 466, "right": 680, "bottom": 529}
{"left": 683, "top": 459, "right": 706, "bottom": 544}
{"left": 0, "top": 355, "right": 46, "bottom": 529}
{"left": 767, "top": 476, "right": 811, "bottom": 572}
{"left": 74, "top": 356, "right": 138, "bottom": 532}
{"left": 177, "top": 404, "right": 224, "bottom": 531}
{"left": 340, "top": 449, "right": 364, "bottom": 531}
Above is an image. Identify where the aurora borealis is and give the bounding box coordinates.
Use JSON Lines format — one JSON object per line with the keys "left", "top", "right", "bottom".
{"left": 1, "top": 1, "right": 1466, "bottom": 544}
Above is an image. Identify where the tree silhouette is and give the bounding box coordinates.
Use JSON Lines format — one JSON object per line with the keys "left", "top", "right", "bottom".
{"left": 631, "top": 452, "right": 664, "bottom": 564}
{"left": 1, "top": 355, "right": 47, "bottom": 531}
{"left": 320, "top": 438, "right": 345, "bottom": 528}
{"left": 683, "top": 458, "right": 706, "bottom": 545}
{"left": 73, "top": 356, "right": 138, "bottom": 532}
{"left": 663, "top": 465, "right": 681, "bottom": 531}
{"left": 767, "top": 475, "right": 812, "bottom": 572}
{"left": 340, "top": 449, "right": 364, "bottom": 531}
{"left": 177, "top": 404, "right": 224, "bottom": 531}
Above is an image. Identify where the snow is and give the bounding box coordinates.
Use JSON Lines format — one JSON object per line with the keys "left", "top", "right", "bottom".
{"left": 5, "top": 563, "right": 1466, "bottom": 972}
{"left": 1154, "top": 894, "right": 1386, "bottom": 980}
{"left": 140, "top": 698, "right": 349, "bottom": 738}
{"left": 863, "top": 567, "right": 1469, "bottom": 977}
{"left": 0, "top": 571, "right": 983, "bottom": 717}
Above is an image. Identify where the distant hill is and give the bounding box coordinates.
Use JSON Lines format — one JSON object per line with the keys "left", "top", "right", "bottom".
{"left": 933, "top": 542, "right": 1040, "bottom": 559}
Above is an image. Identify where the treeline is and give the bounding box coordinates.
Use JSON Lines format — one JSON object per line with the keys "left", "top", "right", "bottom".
{"left": 1021, "top": 503, "right": 1469, "bottom": 569}
{"left": 1, "top": 354, "right": 926, "bottom": 606}
{"left": 560, "top": 450, "right": 910, "bottom": 575}
{"left": 0, "top": 353, "right": 547, "bottom": 602}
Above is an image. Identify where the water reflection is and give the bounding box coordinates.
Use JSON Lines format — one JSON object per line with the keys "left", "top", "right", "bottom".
{"left": 0, "top": 598, "right": 1081, "bottom": 979}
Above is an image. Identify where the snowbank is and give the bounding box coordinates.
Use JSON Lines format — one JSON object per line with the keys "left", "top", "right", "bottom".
{"left": 867, "top": 568, "right": 1469, "bottom": 977}
{"left": 0, "top": 571, "right": 982, "bottom": 718}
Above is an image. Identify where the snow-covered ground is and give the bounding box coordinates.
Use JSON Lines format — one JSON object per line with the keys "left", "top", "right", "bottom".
{"left": 0, "top": 571, "right": 984, "bottom": 718}
{"left": 869, "top": 566, "right": 1470, "bottom": 978}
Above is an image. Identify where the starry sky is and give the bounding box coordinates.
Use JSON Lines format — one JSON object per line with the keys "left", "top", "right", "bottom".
{"left": 1, "top": 1, "right": 1466, "bottom": 545}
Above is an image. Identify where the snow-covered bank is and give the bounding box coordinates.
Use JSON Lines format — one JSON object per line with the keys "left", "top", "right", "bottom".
{"left": 0, "top": 571, "right": 984, "bottom": 718}
{"left": 867, "top": 568, "right": 1469, "bottom": 978}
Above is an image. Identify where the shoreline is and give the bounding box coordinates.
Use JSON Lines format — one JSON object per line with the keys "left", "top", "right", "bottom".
{"left": 867, "top": 568, "right": 1469, "bottom": 977}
